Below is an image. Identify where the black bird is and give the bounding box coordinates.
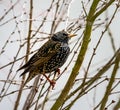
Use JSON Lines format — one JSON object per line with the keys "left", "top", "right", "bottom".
{"left": 18, "top": 30, "right": 76, "bottom": 87}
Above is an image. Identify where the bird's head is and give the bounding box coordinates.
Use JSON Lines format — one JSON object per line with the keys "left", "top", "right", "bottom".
{"left": 51, "top": 30, "right": 76, "bottom": 43}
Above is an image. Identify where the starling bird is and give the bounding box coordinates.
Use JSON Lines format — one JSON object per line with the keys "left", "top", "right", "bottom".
{"left": 18, "top": 30, "right": 76, "bottom": 87}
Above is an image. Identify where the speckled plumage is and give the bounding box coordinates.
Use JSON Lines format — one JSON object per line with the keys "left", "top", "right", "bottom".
{"left": 18, "top": 30, "right": 76, "bottom": 86}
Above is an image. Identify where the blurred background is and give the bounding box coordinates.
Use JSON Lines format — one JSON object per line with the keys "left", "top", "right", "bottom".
{"left": 0, "top": 0, "right": 120, "bottom": 110}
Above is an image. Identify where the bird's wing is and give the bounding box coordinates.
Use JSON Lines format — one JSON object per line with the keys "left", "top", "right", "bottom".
{"left": 26, "top": 40, "right": 61, "bottom": 67}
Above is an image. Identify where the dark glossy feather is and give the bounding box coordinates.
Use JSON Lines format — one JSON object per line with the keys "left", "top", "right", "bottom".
{"left": 18, "top": 40, "right": 61, "bottom": 75}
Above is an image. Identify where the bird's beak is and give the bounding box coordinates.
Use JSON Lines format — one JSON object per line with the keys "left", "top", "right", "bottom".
{"left": 68, "top": 33, "right": 77, "bottom": 38}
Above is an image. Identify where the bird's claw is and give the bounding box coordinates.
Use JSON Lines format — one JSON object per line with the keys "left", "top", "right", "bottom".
{"left": 49, "top": 80, "right": 56, "bottom": 89}
{"left": 56, "top": 68, "right": 60, "bottom": 75}
{"left": 43, "top": 74, "right": 56, "bottom": 89}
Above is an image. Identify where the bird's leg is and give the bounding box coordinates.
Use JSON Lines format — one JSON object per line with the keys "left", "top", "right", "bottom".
{"left": 42, "top": 64, "right": 55, "bottom": 88}
{"left": 56, "top": 68, "right": 60, "bottom": 75}
{"left": 43, "top": 74, "right": 56, "bottom": 88}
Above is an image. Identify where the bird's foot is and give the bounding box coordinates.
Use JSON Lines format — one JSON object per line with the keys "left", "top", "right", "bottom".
{"left": 56, "top": 68, "right": 60, "bottom": 75}
{"left": 49, "top": 80, "right": 56, "bottom": 89}
{"left": 43, "top": 74, "right": 56, "bottom": 89}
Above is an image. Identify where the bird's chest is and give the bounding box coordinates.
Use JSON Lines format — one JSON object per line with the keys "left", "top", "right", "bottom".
{"left": 44, "top": 45, "right": 70, "bottom": 72}
{"left": 55, "top": 45, "right": 70, "bottom": 61}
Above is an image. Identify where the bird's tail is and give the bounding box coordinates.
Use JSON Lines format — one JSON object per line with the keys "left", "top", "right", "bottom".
{"left": 19, "top": 67, "right": 30, "bottom": 77}
{"left": 17, "top": 62, "right": 30, "bottom": 71}
{"left": 23, "top": 71, "right": 37, "bottom": 86}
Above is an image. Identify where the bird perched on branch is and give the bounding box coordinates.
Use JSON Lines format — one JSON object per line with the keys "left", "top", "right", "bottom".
{"left": 18, "top": 30, "right": 76, "bottom": 87}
